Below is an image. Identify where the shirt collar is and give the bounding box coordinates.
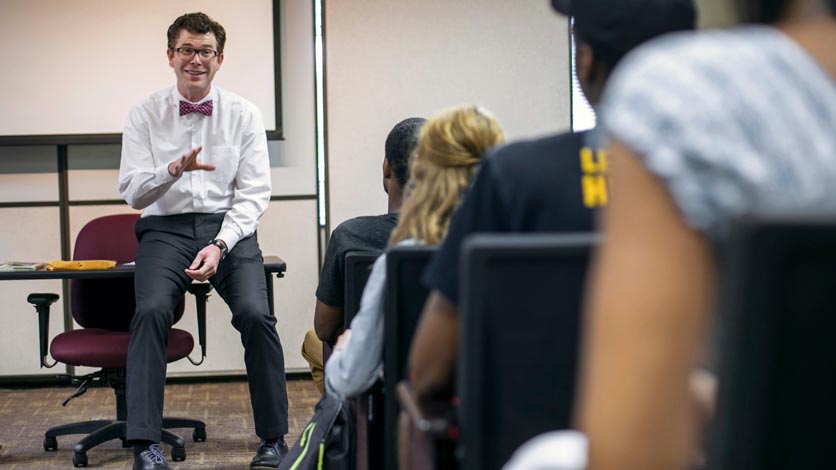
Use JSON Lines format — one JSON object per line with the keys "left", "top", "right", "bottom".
{"left": 171, "top": 85, "right": 218, "bottom": 106}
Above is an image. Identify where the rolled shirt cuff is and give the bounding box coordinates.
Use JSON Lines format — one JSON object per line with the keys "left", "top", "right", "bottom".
{"left": 215, "top": 227, "right": 242, "bottom": 253}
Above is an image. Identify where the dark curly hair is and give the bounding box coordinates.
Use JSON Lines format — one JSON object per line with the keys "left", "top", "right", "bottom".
{"left": 167, "top": 12, "right": 227, "bottom": 54}
{"left": 385, "top": 117, "right": 426, "bottom": 188}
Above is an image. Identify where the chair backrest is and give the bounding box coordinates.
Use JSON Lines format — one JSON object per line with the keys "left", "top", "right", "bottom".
{"left": 324, "top": 251, "right": 380, "bottom": 375}
{"left": 709, "top": 214, "right": 836, "bottom": 470}
{"left": 344, "top": 251, "right": 381, "bottom": 327}
{"left": 382, "top": 244, "right": 437, "bottom": 470}
{"left": 344, "top": 250, "right": 384, "bottom": 470}
{"left": 71, "top": 214, "right": 184, "bottom": 331}
{"left": 457, "top": 233, "right": 598, "bottom": 470}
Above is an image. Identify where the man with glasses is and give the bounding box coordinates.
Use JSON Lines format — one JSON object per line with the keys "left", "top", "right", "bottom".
{"left": 119, "top": 12, "right": 288, "bottom": 470}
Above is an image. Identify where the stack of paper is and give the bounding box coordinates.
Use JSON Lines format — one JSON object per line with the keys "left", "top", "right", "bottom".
{"left": 0, "top": 261, "right": 47, "bottom": 272}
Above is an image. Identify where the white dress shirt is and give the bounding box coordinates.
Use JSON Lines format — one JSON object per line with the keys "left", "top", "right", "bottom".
{"left": 118, "top": 85, "right": 271, "bottom": 250}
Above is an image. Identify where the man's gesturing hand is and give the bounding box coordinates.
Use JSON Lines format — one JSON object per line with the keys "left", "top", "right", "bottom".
{"left": 185, "top": 244, "right": 222, "bottom": 281}
{"left": 168, "top": 146, "right": 216, "bottom": 177}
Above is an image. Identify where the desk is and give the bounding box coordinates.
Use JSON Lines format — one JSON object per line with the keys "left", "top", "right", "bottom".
{"left": 0, "top": 256, "right": 286, "bottom": 314}
{"left": 0, "top": 256, "right": 286, "bottom": 279}
{"left": 0, "top": 256, "right": 286, "bottom": 378}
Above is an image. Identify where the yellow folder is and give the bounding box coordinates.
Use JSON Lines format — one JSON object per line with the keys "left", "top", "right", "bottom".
{"left": 46, "top": 260, "right": 117, "bottom": 271}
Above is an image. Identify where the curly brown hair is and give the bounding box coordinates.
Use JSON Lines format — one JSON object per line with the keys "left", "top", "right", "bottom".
{"left": 167, "top": 12, "right": 227, "bottom": 54}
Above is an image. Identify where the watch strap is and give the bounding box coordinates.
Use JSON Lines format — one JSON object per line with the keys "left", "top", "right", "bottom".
{"left": 209, "top": 239, "right": 228, "bottom": 260}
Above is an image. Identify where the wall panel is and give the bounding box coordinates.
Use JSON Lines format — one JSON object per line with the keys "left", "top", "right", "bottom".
{"left": 0, "top": 0, "right": 318, "bottom": 380}
{"left": 325, "top": 0, "right": 571, "bottom": 227}
{"left": 0, "top": 207, "right": 63, "bottom": 376}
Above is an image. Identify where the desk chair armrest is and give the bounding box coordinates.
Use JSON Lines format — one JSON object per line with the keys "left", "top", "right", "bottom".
{"left": 27, "top": 293, "right": 60, "bottom": 368}
{"left": 263, "top": 256, "right": 286, "bottom": 278}
{"left": 186, "top": 283, "right": 213, "bottom": 365}
{"left": 396, "top": 381, "right": 456, "bottom": 439}
{"left": 396, "top": 381, "right": 458, "bottom": 469}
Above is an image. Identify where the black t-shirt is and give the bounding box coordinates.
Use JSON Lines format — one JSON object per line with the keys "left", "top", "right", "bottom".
{"left": 316, "top": 213, "right": 399, "bottom": 308}
{"left": 423, "top": 131, "right": 607, "bottom": 305}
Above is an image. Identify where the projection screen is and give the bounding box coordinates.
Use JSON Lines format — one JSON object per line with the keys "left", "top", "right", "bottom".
{"left": 0, "top": 0, "right": 281, "bottom": 143}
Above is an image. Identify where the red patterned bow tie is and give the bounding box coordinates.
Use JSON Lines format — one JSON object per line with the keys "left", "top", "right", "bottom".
{"left": 179, "top": 100, "right": 213, "bottom": 116}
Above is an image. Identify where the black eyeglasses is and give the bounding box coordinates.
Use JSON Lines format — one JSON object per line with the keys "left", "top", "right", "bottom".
{"left": 173, "top": 47, "right": 219, "bottom": 60}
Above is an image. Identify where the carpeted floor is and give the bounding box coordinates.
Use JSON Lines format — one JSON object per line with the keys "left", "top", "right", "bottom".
{"left": 0, "top": 377, "right": 321, "bottom": 469}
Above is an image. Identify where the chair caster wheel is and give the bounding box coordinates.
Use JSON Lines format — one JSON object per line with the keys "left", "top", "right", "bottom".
{"left": 73, "top": 451, "right": 88, "bottom": 467}
{"left": 172, "top": 446, "right": 186, "bottom": 462}
{"left": 43, "top": 436, "right": 58, "bottom": 451}
{"left": 193, "top": 427, "right": 207, "bottom": 442}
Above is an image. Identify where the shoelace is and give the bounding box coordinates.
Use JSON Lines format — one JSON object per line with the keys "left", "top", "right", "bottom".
{"left": 145, "top": 444, "right": 166, "bottom": 464}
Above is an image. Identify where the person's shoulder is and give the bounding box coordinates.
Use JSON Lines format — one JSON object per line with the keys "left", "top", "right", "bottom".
{"left": 333, "top": 214, "right": 396, "bottom": 237}
{"left": 486, "top": 132, "right": 586, "bottom": 171}
{"left": 125, "top": 87, "right": 175, "bottom": 124}
{"left": 610, "top": 27, "right": 781, "bottom": 92}
{"left": 601, "top": 28, "right": 783, "bottom": 140}
{"left": 215, "top": 86, "right": 262, "bottom": 117}
{"left": 328, "top": 214, "right": 395, "bottom": 257}
{"left": 491, "top": 132, "right": 584, "bottom": 156}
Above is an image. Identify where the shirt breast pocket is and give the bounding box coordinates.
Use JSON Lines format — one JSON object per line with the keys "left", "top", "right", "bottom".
{"left": 205, "top": 145, "right": 240, "bottom": 190}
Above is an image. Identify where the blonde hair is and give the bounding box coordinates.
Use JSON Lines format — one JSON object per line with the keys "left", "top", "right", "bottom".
{"left": 389, "top": 105, "right": 505, "bottom": 245}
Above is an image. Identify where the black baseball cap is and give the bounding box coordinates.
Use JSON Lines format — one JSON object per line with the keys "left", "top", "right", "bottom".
{"left": 552, "top": 0, "right": 696, "bottom": 66}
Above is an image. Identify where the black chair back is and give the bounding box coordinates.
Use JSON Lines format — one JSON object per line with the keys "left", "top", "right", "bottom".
{"left": 709, "top": 214, "right": 836, "bottom": 470}
{"left": 344, "top": 250, "right": 383, "bottom": 470}
{"left": 382, "top": 244, "right": 437, "bottom": 470}
{"left": 344, "top": 251, "right": 380, "bottom": 327}
{"left": 457, "top": 233, "right": 598, "bottom": 470}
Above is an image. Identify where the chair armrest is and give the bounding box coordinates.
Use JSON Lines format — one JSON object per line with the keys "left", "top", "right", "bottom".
{"left": 27, "top": 293, "right": 60, "bottom": 368}
{"left": 263, "top": 256, "right": 286, "bottom": 278}
{"left": 396, "top": 381, "right": 455, "bottom": 439}
{"left": 186, "top": 282, "right": 213, "bottom": 364}
{"left": 396, "top": 381, "right": 458, "bottom": 469}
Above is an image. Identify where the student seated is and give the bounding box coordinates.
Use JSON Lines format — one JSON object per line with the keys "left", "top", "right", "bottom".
{"left": 577, "top": 0, "right": 836, "bottom": 467}
{"left": 301, "top": 117, "right": 424, "bottom": 393}
{"left": 408, "top": 0, "right": 696, "bottom": 403}
{"left": 324, "top": 105, "right": 505, "bottom": 400}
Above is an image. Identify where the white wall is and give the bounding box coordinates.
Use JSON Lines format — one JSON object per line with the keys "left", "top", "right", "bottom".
{"left": 0, "top": 0, "right": 277, "bottom": 136}
{"left": 0, "top": 0, "right": 577, "bottom": 379}
{"left": 325, "top": 0, "right": 571, "bottom": 228}
{"left": 0, "top": 0, "right": 318, "bottom": 376}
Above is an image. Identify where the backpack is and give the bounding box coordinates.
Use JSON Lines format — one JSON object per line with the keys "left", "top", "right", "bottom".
{"left": 279, "top": 393, "right": 355, "bottom": 470}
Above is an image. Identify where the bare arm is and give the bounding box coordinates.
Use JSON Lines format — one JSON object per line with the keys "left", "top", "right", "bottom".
{"left": 576, "top": 141, "right": 715, "bottom": 469}
{"left": 409, "top": 291, "right": 459, "bottom": 400}
{"left": 314, "top": 300, "right": 344, "bottom": 344}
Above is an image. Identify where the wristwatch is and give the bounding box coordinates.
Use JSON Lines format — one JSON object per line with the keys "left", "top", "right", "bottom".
{"left": 209, "top": 239, "right": 228, "bottom": 260}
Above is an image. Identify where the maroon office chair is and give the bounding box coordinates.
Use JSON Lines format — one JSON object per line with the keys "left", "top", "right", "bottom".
{"left": 27, "top": 214, "right": 208, "bottom": 468}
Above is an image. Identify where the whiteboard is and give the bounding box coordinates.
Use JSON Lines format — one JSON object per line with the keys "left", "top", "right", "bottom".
{"left": 0, "top": 0, "right": 279, "bottom": 139}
